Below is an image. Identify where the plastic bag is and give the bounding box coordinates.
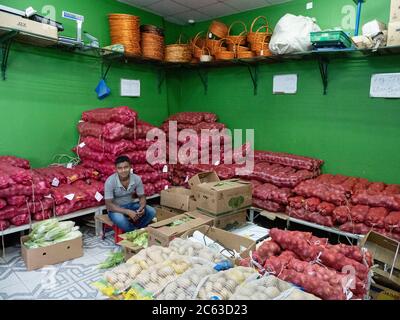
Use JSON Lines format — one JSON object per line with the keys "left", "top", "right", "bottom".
{"left": 0, "top": 156, "right": 30, "bottom": 169}
{"left": 195, "top": 267, "right": 257, "bottom": 300}
{"left": 82, "top": 106, "right": 137, "bottom": 126}
{"left": 10, "top": 213, "right": 29, "bottom": 226}
{"left": 230, "top": 275, "right": 320, "bottom": 300}
{"left": 254, "top": 150, "right": 323, "bottom": 171}
{"left": 82, "top": 137, "right": 135, "bottom": 155}
{"left": 156, "top": 265, "right": 216, "bottom": 300}
{"left": 269, "top": 14, "right": 321, "bottom": 54}
{"left": 0, "top": 219, "right": 10, "bottom": 231}
{"left": 254, "top": 183, "right": 292, "bottom": 204}
{"left": 0, "top": 198, "right": 7, "bottom": 210}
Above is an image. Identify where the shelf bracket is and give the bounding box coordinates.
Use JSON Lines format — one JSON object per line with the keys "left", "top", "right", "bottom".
{"left": 101, "top": 60, "right": 112, "bottom": 80}
{"left": 318, "top": 57, "right": 329, "bottom": 95}
{"left": 197, "top": 69, "right": 208, "bottom": 95}
{"left": 157, "top": 68, "right": 166, "bottom": 94}
{"left": 248, "top": 64, "right": 259, "bottom": 95}
{"left": 1, "top": 31, "right": 19, "bottom": 81}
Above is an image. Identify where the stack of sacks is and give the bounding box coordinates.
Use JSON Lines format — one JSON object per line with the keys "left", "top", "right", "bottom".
{"left": 290, "top": 174, "right": 400, "bottom": 240}
{"left": 169, "top": 144, "right": 252, "bottom": 187}
{"left": 34, "top": 165, "right": 104, "bottom": 217}
{"left": 0, "top": 156, "right": 50, "bottom": 230}
{"left": 239, "top": 228, "right": 373, "bottom": 300}
{"left": 161, "top": 112, "right": 224, "bottom": 134}
{"left": 242, "top": 151, "right": 323, "bottom": 212}
{"left": 75, "top": 106, "right": 170, "bottom": 196}
{"left": 50, "top": 180, "right": 105, "bottom": 216}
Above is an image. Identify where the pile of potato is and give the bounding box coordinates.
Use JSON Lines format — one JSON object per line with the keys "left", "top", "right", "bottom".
{"left": 127, "top": 245, "right": 179, "bottom": 267}
{"left": 132, "top": 257, "right": 193, "bottom": 295}
{"left": 196, "top": 267, "right": 257, "bottom": 300}
{"left": 169, "top": 238, "right": 226, "bottom": 263}
{"left": 156, "top": 265, "right": 216, "bottom": 300}
{"left": 104, "top": 263, "right": 140, "bottom": 292}
{"left": 230, "top": 275, "right": 320, "bottom": 300}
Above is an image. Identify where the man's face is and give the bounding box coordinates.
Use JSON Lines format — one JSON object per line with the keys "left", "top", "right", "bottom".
{"left": 116, "top": 161, "right": 131, "bottom": 180}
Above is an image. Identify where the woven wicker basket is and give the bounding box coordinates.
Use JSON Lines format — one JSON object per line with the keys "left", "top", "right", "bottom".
{"left": 108, "top": 13, "right": 141, "bottom": 56}
{"left": 209, "top": 20, "right": 228, "bottom": 39}
{"left": 214, "top": 39, "right": 234, "bottom": 61}
{"left": 165, "top": 35, "right": 192, "bottom": 63}
{"left": 191, "top": 32, "right": 205, "bottom": 59}
{"left": 226, "top": 21, "right": 247, "bottom": 48}
{"left": 206, "top": 38, "right": 224, "bottom": 55}
{"left": 141, "top": 26, "right": 165, "bottom": 61}
{"left": 247, "top": 16, "right": 272, "bottom": 47}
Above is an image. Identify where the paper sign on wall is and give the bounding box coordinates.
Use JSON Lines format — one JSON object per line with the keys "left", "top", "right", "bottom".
{"left": 273, "top": 74, "right": 298, "bottom": 94}
{"left": 370, "top": 73, "right": 400, "bottom": 98}
{"left": 121, "top": 79, "right": 141, "bottom": 97}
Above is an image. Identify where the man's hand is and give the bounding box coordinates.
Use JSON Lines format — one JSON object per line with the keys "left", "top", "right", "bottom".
{"left": 126, "top": 210, "right": 140, "bottom": 222}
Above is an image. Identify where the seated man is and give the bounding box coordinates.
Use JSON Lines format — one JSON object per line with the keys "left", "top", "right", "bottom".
{"left": 104, "top": 155, "right": 156, "bottom": 232}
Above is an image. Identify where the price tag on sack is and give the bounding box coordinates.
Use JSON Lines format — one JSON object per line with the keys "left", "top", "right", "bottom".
{"left": 78, "top": 142, "right": 86, "bottom": 148}
{"left": 164, "top": 185, "right": 169, "bottom": 190}
{"left": 184, "top": 176, "right": 189, "bottom": 183}
{"left": 95, "top": 192, "right": 103, "bottom": 202}
{"left": 66, "top": 163, "right": 73, "bottom": 169}
{"left": 162, "top": 165, "right": 168, "bottom": 173}
{"left": 64, "top": 193, "right": 75, "bottom": 201}
{"left": 44, "top": 194, "right": 52, "bottom": 199}
{"left": 51, "top": 178, "right": 60, "bottom": 187}
{"left": 214, "top": 160, "right": 220, "bottom": 166}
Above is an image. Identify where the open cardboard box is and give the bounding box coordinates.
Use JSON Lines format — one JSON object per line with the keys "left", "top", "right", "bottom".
{"left": 155, "top": 205, "right": 184, "bottom": 222}
{"left": 181, "top": 225, "right": 256, "bottom": 264}
{"left": 360, "top": 231, "right": 400, "bottom": 290}
{"left": 21, "top": 235, "right": 83, "bottom": 271}
{"left": 188, "top": 171, "right": 220, "bottom": 190}
{"left": 160, "top": 187, "right": 197, "bottom": 212}
{"left": 147, "top": 211, "right": 214, "bottom": 247}
{"left": 200, "top": 209, "right": 248, "bottom": 230}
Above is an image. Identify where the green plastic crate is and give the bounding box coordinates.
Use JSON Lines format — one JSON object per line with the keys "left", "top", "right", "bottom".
{"left": 310, "top": 31, "right": 353, "bottom": 48}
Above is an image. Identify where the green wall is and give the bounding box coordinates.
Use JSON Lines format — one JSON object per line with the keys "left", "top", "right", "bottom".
{"left": 169, "top": 0, "right": 400, "bottom": 184}
{"left": 0, "top": 0, "right": 180, "bottom": 168}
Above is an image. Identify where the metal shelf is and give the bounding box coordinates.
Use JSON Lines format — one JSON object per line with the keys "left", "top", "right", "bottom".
{"left": 2, "top": 25, "right": 400, "bottom": 95}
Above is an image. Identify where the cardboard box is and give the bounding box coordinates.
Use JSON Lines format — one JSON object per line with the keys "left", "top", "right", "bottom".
{"left": 369, "top": 283, "right": 400, "bottom": 300}
{"left": 21, "top": 235, "right": 83, "bottom": 271}
{"left": 155, "top": 205, "right": 184, "bottom": 222}
{"left": 181, "top": 225, "right": 256, "bottom": 264}
{"left": 160, "top": 187, "right": 197, "bottom": 211}
{"left": 194, "top": 179, "right": 252, "bottom": 215}
{"left": 387, "top": 21, "right": 400, "bottom": 46}
{"left": 118, "top": 229, "right": 148, "bottom": 260}
{"left": 188, "top": 171, "right": 220, "bottom": 189}
{"left": 201, "top": 209, "right": 248, "bottom": 230}
{"left": 360, "top": 231, "right": 400, "bottom": 290}
{"left": 390, "top": 0, "right": 400, "bottom": 22}
{"left": 147, "top": 211, "right": 214, "bottom": 247}
{"left": 0, "top": 11, "right": 58, "bottom": 46}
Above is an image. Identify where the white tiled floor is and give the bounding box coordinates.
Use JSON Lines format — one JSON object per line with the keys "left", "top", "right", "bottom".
{"left": 0, "top": 226, "right": 119, "bottom": 300}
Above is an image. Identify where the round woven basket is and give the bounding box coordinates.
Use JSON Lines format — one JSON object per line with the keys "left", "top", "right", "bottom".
{"left": 191, "top": 32, "right": 205, "bottom": 59}
{"left": 237, "top": 50, "right": 255, "bottom": 59}
{"left": 247, "top": 16, "right": 272, "bottom": 46}
{"left": 141, "top": 25, "right": 165, "bottom": 60}
{"left": 108, "top": 14, "right": 141, "bottom": 56}
{"left": 206, "top": 38, "right": 224, "bottom": 55}
{"left": 226, "top": 21, "right": 247, "bottom": 48}
{"left": 165, "top": 35, "right": 192, "bottom": 63}
{"left": 250, "top": 26, "right": 273, "bottom": 52}
{"left": 255, "top": 35, "right": 272, "bottom": 57}
{"left": 209, "top": 20, "right": 228, "bottom": 39}
{"left": 214, "top": 39, "right": 234, "bottom": 61}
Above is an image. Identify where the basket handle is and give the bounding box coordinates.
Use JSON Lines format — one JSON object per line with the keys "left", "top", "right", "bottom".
{"left": 250, "top": 15, "right": 269, "bottom": 33}
{"left": 201, "top": 46, "right": 211, "bottom": 56}
{"left": 228, "top": 21, "right": 247, "bottom": 36}
{"left": 217, "top": 38, "right": 227, "bottom": 49}
{"left": 177, "top": 33, "right": 189, "bottom": 45}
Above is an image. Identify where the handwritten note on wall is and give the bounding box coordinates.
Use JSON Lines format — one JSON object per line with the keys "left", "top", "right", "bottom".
{"left": 370, "top": 73, "right": 400, "bottom": 98}
{"left": 273, "top": 74, "right": 298, "bottom": 94}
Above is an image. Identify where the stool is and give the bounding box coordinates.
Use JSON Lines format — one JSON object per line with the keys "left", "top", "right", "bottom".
{"left": 96, "top": 214, "right": 124, "bottom": 244}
